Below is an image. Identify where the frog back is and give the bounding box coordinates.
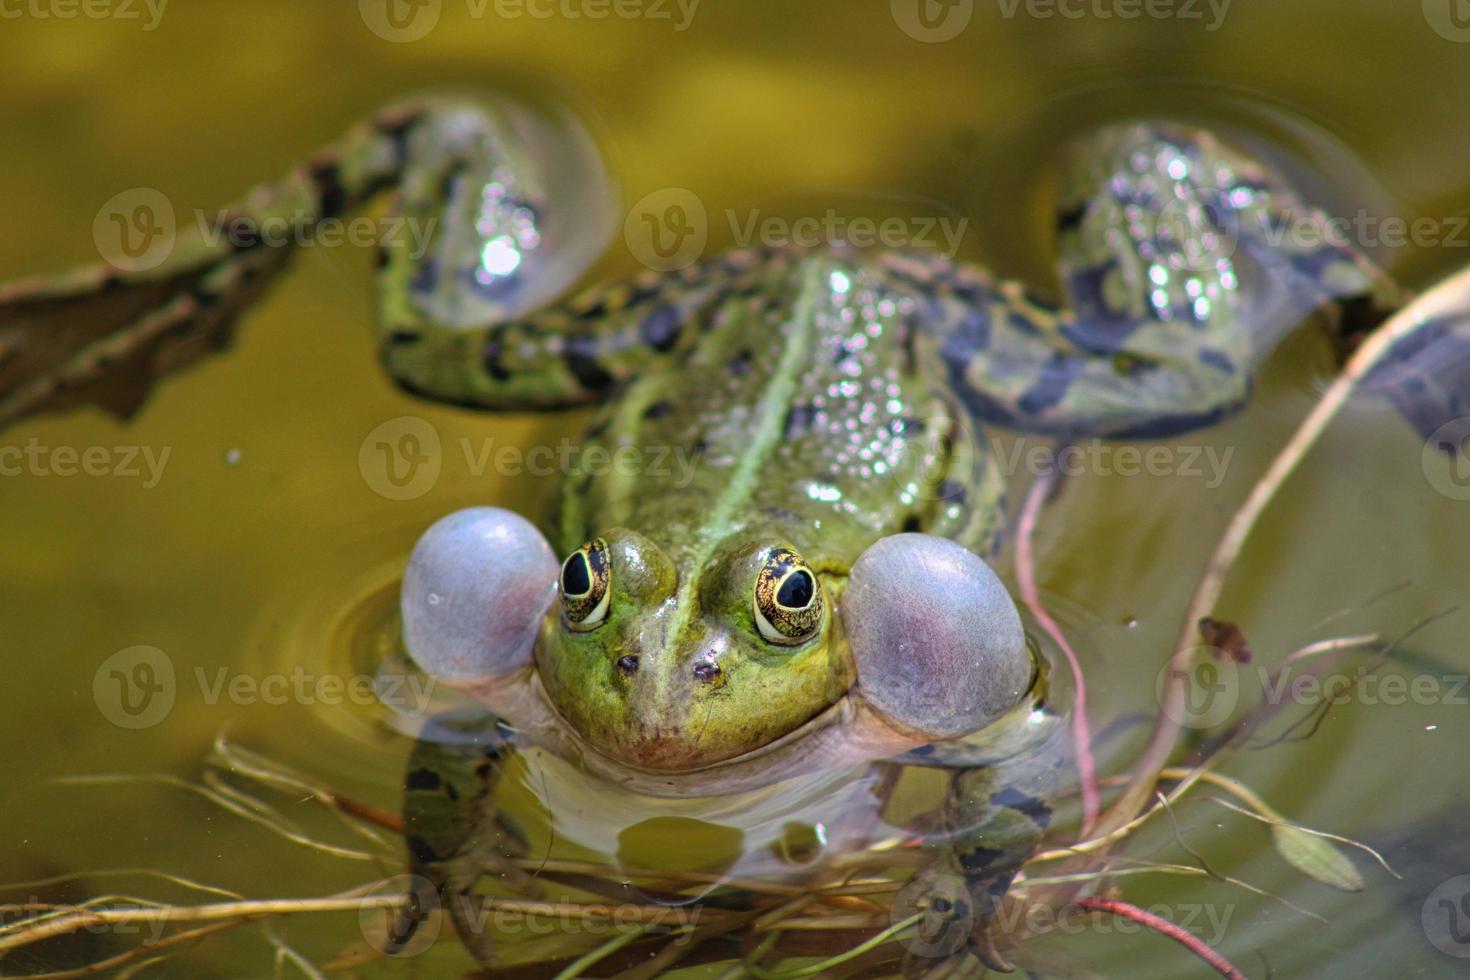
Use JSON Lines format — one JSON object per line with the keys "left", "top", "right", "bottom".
{"left": 553, "top": 249, "right": 1002, "bottom": 572}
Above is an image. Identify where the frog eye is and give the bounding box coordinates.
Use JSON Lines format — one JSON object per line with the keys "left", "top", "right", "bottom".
{"left": 753, "top": 548, "right": 824, "bottom": 645}
{"left": 560, "top": 538, "right": 611, "bottom": 629}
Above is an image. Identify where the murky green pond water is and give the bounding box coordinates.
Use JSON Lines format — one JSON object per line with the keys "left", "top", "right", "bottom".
{"left": 3, "top": 2, "right": 1469, "bottom": 977}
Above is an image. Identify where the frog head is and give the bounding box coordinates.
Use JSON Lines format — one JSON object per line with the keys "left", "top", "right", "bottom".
{"left": 402, "top": 508, "right": 1033, "bottom": 777}
{"left": 533, "top": 529, "right": 855, "bottom": 770}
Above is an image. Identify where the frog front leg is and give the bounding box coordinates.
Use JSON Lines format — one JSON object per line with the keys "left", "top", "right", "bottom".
{"left": 839, "top": 534, "right": 1062, "bottom": 976}
{"left": 377, "top": 246, "right": 771, "bottom": 411}
{"left": 919, "top": 729, "right": 1069, "bottom": 977}
{"left": 893, "top": 122, "right": 1409, "bottom": 438}
{"left": 394, "top": 714, "right": 526, "bottom": 964}
{"left": 392, "top": 507, "right": 563, "bottom": 963}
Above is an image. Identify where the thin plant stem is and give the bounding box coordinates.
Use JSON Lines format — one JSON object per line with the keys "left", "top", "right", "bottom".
{"left": 1076, "top": 897, "right": 1247, "bottom": 979}
{"left": 1016, "top": 461, "right": 1100, "bottom": 833}
{"left": 551, "top": 923, "right": 678, "bottom": 980}
{"left": 742, "top": 912, "right": 922, "bottom": 979}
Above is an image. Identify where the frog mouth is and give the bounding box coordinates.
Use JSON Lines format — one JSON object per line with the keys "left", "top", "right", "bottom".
{"left": 595, "top": 698, "right": 852, "bottom": 774}
{"left": 534, "top": 678, "right": 925, "bottom": 791}
{"left": 452, "top": 663, "right": 890, "bottom": 793}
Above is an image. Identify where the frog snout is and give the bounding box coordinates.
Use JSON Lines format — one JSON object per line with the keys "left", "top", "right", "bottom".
{"left": 613, "top": 653, "right": 722, "bottom": 683}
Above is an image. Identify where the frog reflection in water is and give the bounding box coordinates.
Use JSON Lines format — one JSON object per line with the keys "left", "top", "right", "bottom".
{"left": 12, "top": 96, "right": 1421, "bottom": 973}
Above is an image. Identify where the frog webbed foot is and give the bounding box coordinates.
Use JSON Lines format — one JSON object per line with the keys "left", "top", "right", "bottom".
{"left": 894, "top": 872, "right": 1015, "bottom": 978}
{"left": 398, "top": 712, "right": 535, "bottom": 966}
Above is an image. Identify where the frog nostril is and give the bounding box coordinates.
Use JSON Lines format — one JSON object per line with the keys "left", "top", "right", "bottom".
{"left": 615, "top": 655, "right": 640, "bottom": 676}
{"left": 692, "top": 661, "right": 721, "bottom": 683}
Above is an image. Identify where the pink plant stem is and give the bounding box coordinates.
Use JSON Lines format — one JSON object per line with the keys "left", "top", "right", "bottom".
{"left": 1016, "top": 465, "right": 1100, "bottom": 834}
{"left": 1077, "top": 897, "right": 1248, "bottom": 979}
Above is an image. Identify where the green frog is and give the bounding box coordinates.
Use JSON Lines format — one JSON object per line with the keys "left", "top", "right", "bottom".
{"left": 0, "top": 95, "right": 1420, "bottom": 974}
{"left": 367, "top": 97, "right": 1405, "bottom": 975}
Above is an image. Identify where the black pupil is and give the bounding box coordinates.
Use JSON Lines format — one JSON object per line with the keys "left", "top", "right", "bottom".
{"left": 776, "top": 570, "right": 813, "bottom": 609}
{"left": 562, "top": 553, "right": 591, "bottom": 595}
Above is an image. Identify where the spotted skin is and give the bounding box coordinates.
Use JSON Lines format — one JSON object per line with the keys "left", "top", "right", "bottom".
{"left": 886, "top": 124, "right": 1407, "bottom": 440}
{"left": 395, "top": 713, "right": 524, "bottom": 963}
{"left": 7, "top": 99, "right": 1456, "bottom": 974}
{"left": 931, "top": 722, "right": 1070, "bottom": 974}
